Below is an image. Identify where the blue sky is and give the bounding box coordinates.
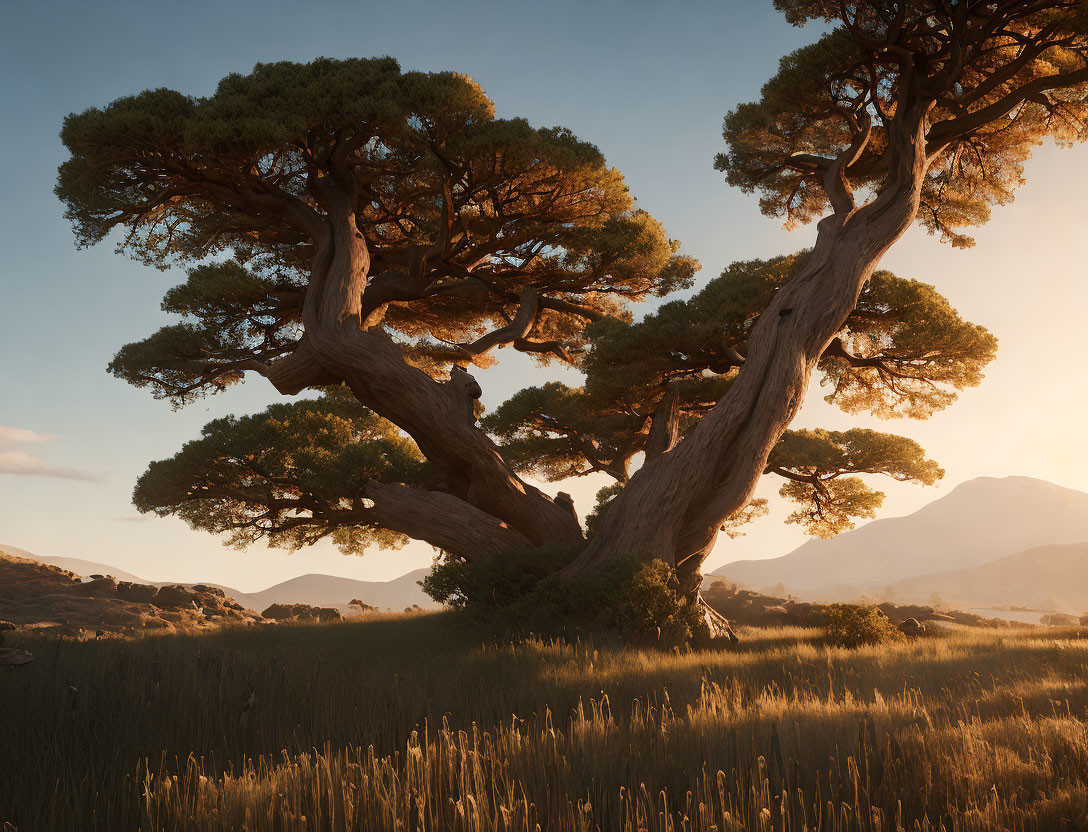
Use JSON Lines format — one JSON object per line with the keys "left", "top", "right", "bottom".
{"left": 3, "top": 1, "right": 1088, "bottom": 590}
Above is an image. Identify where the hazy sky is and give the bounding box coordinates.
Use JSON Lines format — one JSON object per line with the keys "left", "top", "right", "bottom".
{"left": 3, "top": 1, "right": 1087, "bottom": 591}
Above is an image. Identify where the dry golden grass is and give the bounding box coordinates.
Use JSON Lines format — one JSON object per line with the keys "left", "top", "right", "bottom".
{"left": 2, "top": 615, "right": 1087, "bottom": 830}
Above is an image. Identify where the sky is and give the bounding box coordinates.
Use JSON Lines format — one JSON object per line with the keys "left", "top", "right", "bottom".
{"left": 2, "top": 1, "right": 1087, "bottom": 591}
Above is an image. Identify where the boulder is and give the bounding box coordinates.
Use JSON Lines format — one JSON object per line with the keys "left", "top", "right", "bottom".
{"left": 154, "top": 584, "right": 200, "bottom": 609}
{"left": 116, "top": 581, "right": 159, "bottom": 603}
{"left": 69, "top": 577, "right": 118, "bottom": 597}
{"left": 898, "top": 617, "right": 926, "bottom": 637}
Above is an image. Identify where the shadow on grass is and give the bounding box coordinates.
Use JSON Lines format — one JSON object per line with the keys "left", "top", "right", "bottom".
{"left": 3, "top": 614, "right": 1087, "bottom": 830}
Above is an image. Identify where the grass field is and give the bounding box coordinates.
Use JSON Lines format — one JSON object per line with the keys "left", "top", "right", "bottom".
{"left": 2, "top": 614, "right": 1088, "bottom": 831}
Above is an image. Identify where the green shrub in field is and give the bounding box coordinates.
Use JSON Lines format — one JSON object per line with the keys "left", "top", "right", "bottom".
{"left": 824, "top": 603, "right": 906, "bottom": 648}
{"left": 421, "top": 544, "right": 578, "bottom": 622}
{"left": 423, "top": 550, "right": 702, "bottom": 644}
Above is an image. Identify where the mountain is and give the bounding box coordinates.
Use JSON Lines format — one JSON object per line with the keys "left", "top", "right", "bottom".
{"left": 218, "top": 570, "right": 435, "bottom": 613}
{"left": 0, "top": 546, "right": 149, "bottom": 583}
{"left": 36, "top": 557, "right": 148, "bottom": 584}
{"left": 883, "top": 541, "right": 1088, "bottom": 613}
{"left": 0, "top": 544, "right": 435, "bottom": 612}
{"left": 711, "top": 476, "right": 1088, "bottom": 593}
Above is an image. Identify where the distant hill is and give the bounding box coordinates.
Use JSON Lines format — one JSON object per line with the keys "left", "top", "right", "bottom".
{"left": 0, "top": 546, "right": 149, "bottom": 583}
{"left": 882, "top": 541, "right": 1088, "bottom": 614}
{"left": 712, "top": 477, "right": 1088, "bottom": 593}
{"left": 35, "top": 556, "right": 148, "bottom": 584}
{"left": 220, "top": 570, "right": 435, "bottom": 613}
{"left": 0, "top": 544, "right": 435, "bottom": 612}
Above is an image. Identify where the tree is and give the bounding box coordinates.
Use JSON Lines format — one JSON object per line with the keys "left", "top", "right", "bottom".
{"left": 564, "top": 0, "right": 1088, "bottom": 582}
{"left": 56, "top": 2, "right": 1088, "bottom": 632}
{"left": 60, "top": 59, "right": 693, "bottom": 557}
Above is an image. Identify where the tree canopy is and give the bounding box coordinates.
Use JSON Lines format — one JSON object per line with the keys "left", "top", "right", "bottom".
{"left": 59, "top": 58, "right": 695, "bottom": 406}
{"left": 59, "top": 1, "right": 1087, "bottom": 634}
{"left": 483, "top": 252, "right": 990, "bottom": 533}
{"left": 135, "top": 247, "right": 984, "bottom": 553}
{"left": 134, "top": 389, "right": 433, "bottom": 553}
{"left": 719, "top": 1, "right": 1088, "bottom": 246}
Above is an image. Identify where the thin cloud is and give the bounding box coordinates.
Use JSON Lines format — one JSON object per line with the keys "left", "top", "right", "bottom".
{"left": 0, "top": 451, "right": 101, "bottom": 482}
{"left": 0, "top": 425, "right": 60, "bottom": 444}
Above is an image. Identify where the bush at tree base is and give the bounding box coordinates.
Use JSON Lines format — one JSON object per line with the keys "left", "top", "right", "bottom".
{"left": 423, "top": 551, "right": 703, "bottom": 645}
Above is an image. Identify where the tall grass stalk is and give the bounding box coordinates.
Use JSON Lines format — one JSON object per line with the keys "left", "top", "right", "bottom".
{"left": 2, "top": 615, "right": 1087, "bottom": 830}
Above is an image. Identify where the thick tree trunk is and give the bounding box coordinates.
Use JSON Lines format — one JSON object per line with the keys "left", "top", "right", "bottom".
{"left": 272, "top": 177, "right": 584, "bottom": 551}
{"left": 328, "top": 328, "right": 584, "bottom": 547}
{"left": 565, "top": 121, "right": 931, "bottom": 581}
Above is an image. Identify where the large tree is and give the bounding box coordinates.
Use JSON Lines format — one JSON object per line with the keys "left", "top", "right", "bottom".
{"left": 563, "top": 0, "right": 1088, "bottom": 582}
{"left": 57, "top": 2, "right": 1088, "bottom": 628}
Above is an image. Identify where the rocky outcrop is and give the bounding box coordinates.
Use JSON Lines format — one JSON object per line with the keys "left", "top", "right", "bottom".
{"left": 261, "top": 603, "right": 342, "bottom": 623}
{"left": 897, "top": 617, "right": 926, "bottom": 636}
{"left": 702, "top": 580, "right": 1013, "bottom": 630}
{"left": 1041, "top": 612, "right": 1079, "bottom": 626}
{"left": 0, "top": 552, "right": 262, "bottom": 636}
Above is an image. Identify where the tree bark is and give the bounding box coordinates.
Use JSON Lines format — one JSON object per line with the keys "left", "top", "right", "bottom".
{"left": 327, "top": 328, "right": 584, "bottom": 547}
{"left": 564, "top": 115, "right": 932, "bottom": 581}
{"left": 274, "top": 178, "right": 584, "bottom": 551}
{"left": 365, "top": 482, "right": 532, "bottom": 560}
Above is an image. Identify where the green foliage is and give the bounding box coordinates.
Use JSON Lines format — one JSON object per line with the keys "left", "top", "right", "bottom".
{"left": 824, "top": 603, "right": 906, "bottom": 649}
{"left": 822, "top": 272, "right": 999, "bottom": 419}
{"left": 769, "top": 428, "right": 943, "bottom": 537}
{"left": 585, "top": 482, "right": 625, "bottom": 538}
{"left": 719, "top": 4, "right": 1088, "bottom": 245}
{"left": 421, "top": 544, "right": 578, "bottom": 620}
{"left": 489, "top": 254, "right": 993, "bottom": 480}
{"left": 778, "top": 477, "right": 885, "bottom": 538}
{"left": 480, "top": 384, "right": 640, "bottom": 482}
{"left": 134, "top": 388, "right": 435, "bottom": 553}
{"left": 424, "top": 552, "right": 702, "bottom": 645}
{"left": 59, "top": 58, "right": 695, "bottom": 403}
{"left": 108, "top": 261, "right": 306, "bottom": 405}
{"left": 487, "top": 252, "right": 974, "bottom": 540}
{"left": 718, "top": 29, "right": 863, "bottom": 227}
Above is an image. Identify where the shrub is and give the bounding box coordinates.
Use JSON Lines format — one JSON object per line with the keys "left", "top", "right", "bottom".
{"left": 824, "top": 603, "right": 905, "bottom": 648}
{"left": 423, "top": 549, "right": 703, "bottom": 645}
{"left": 1041, "top": 612, "right": 1078, "bottom": 626}
{"left": 422, "top": 545, "right": 579, "bottom": 621}
{"left": 261, "top": 603, "right": 341, "bottom": 623}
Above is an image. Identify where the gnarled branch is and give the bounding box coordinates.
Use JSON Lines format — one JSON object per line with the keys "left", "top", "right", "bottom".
{"left": 364, "top": 482, "right": 531, "bottom": 561}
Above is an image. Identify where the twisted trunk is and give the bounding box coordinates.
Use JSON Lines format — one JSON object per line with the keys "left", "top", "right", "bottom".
{"left": 267, "top": 176, "right": 583, "bottom": 551}
{"left": 364, "top": 482, "right": 531, "bottom": 560}
{"left": 564, "top": 118, "right": 932, "bottom": 581}
{"left": 264, "top": 115, "right": 930, "bottom": 590}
